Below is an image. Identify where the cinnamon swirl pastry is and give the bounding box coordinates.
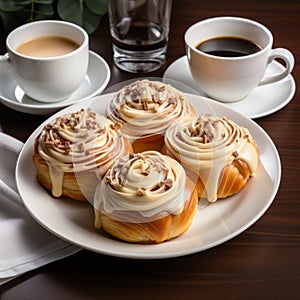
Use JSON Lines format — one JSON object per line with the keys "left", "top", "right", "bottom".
{"left": 163, "top": 114, "right": 260, "bottom": 202}
{"left": 33, "top": 108, "right": 132, "bottom": 201}
{"left": 94, "top": 151, "right": 198, "bottom": 243}
{"left": 106, "top": 80, "right": 195, "bottom": 153}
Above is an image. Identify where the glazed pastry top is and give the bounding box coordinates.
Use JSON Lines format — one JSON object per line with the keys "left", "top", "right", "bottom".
{"left": 164, "top": 114, "right": 259, "bottom": 202}
{"left": 38, "top": 108, "right": 125, "bottom": 172}
{"left": 106, "top": 80, "right": 194, "bottom": 140}
{"left": 94, "top": 151, "right": 187, "bottom": 223}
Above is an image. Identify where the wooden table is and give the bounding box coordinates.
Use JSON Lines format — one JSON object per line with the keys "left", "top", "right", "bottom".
{"left": 1, "top": 1, "right": 300, "bottom": 299}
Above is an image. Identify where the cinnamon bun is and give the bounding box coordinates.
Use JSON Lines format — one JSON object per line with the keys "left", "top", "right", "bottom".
{"left": 33, "top": 108, "right": 132, "bottom": 201}
{"left": 94, "top": 151, "right": 198, "bottom": 243}
{"left": 106, "top": 80, "right": 195, "bottom": 153}
{"left": 163, "top": 114, "right": 260, "bottom": 202}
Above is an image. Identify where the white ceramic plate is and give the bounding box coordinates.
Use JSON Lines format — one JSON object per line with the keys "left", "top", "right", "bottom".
{"left": 0, "top": 51, "right": 110, "bottom": 115}
{"left": 163, "top": 56, "right": 296, "bottom": 119}
{"left": 16, "top": 93, "right": 281, "bottom": 259}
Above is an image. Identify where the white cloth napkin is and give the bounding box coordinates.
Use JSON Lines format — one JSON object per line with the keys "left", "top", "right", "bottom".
{"left": 0, "top": 132, "right": 81, "bottom": 285}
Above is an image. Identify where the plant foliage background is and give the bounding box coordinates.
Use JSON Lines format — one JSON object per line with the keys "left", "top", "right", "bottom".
{"left": 0, "top": 0, "right": 108, "bottom": 34}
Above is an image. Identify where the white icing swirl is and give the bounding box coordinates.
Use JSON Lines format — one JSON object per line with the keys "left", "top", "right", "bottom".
{"left": 164, "top": 114, "right": 259, "bottom": 202}
{"left": 37, "top": 108, "right": 128, "bottom": 197}
{"left": 94, "top": 151, "right": 187, "bottom": 223}
{"left": 106, "top": 80, "right": 193, "bottom": 140}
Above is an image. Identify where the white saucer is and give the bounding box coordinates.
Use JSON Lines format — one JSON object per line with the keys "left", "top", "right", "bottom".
{"left": 163, "top": 56, "right": 296, "bottom": 119}
{"left": 0, "top": 51, "right": 111, "bottom": 115}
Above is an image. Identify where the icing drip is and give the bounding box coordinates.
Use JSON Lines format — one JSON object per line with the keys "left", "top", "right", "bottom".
{"left": 165, "top": 114, "right": 259, "bottom": 202}
{"left": 106, "top": 80, "right": 193, "bottom": 141}
{"left": 48, "top": 164, "right": 64, "bottom": 197}
{"left": 37, "top": 108, "right": 127, "bottom": 197}
{"left": 94, "top": 151, "right": 187, "bottom": 223}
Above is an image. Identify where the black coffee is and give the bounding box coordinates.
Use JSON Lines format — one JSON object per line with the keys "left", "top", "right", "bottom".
{"left": 196, "top": 36, "right": 261, "bottom": 57}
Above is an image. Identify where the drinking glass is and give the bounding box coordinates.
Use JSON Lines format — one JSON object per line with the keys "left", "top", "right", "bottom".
{"left": 108, "top": 0, "right": 173, "bottom": 73}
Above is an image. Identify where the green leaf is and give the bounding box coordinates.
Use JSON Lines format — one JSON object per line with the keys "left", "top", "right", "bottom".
{"left": 32, "top": 3, "right": 55, "bottom": 18}
{"left": 0, "top": 0, "right": 30, "bottom": 12}
{"left": 12, "top": 0, "right": 31, "bottom": 3}
{"left": 85, "top": 0, "right": 108, "bottom": 15}
{"left": 0, "top": 0, "right": 106, "bottom": 33}
{"left": 82, "top": 5, "right": 102, "bottom": 34}
{"left": 57, "top": 0, "right": 105, "bottom": 34}
{"left": 57, "top": 0, "right": 82, "bottom": 24}
{"left": 34, "top": 0, "right": 55, "bottom": 3}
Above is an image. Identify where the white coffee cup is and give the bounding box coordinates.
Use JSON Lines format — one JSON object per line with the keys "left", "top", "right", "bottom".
{"left": 184, "top": 16, "right": 294, "bottom": 102}
{"left": 0, "top": 20, "right": 89, "bottom": 103}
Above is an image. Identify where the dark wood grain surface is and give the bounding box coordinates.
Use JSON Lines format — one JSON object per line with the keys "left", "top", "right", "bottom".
{"left": 1, "top": 1, "right": 300, "bottom": 299}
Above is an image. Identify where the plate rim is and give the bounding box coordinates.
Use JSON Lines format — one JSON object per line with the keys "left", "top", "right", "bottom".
{"left": 16, "top": 92, "right": 282, "bottom": 259}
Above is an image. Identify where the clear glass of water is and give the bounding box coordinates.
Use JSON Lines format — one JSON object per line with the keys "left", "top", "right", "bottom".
{"left": 108, "top": 0, "right": 173, "bottom": 73}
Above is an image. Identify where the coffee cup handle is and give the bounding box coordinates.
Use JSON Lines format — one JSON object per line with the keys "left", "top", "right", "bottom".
{"left": 259, "top": 48, "right": 294, "bottom": 86}
{"left": 0, "top": 53, "right": 10, "bottom": 64}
